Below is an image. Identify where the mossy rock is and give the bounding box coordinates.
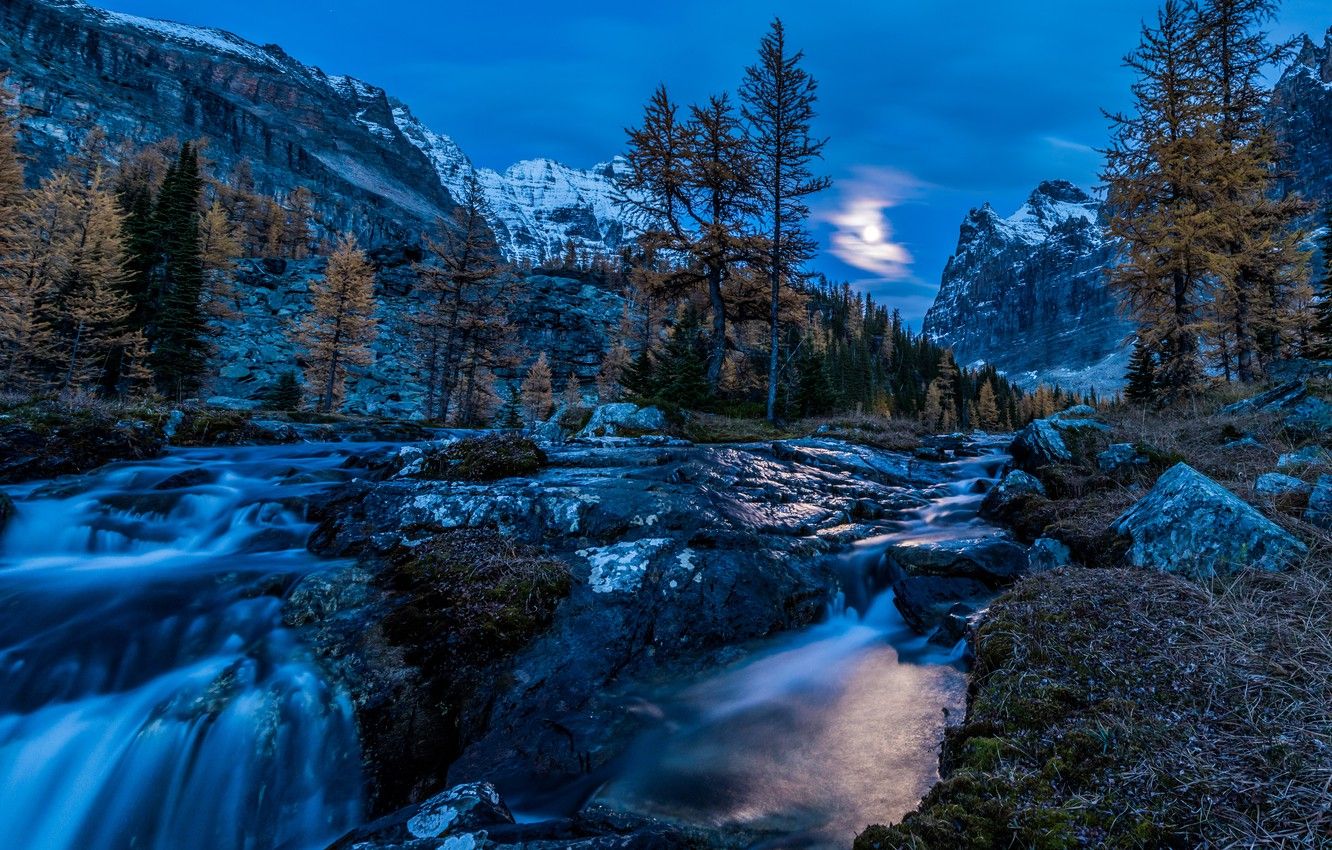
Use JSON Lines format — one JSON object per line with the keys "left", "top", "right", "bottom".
{"left": 417, "top": 434, "right": 547, "bottom": 482}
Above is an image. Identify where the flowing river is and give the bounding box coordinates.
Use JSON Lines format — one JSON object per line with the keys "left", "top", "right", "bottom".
{"left": 0, "top": 440, "right": 1005, "bottom": 850}
{"left": 0, "top": 444, "right": 374, "bottom": 850}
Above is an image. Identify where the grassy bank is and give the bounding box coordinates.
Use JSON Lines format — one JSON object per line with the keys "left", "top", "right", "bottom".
{"left": 858, "top": 388, "right": 1332, "bottom": 848}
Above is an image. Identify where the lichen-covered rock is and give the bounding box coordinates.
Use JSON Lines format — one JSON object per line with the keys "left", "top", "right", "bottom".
{"left": 1255, "top": 473, "right": 1314, "bottom": 498}
{"left": 1098, "top": 443, "right": 1150, "bottom": 475}
{"left": 1010, "top": 420, "right": 1071, "bottom": 472}
{"left": 1221, "top": 380, "right": 1309, "bottom": 415}
{"left": 1305, "top": 475, "right": 1332, "bottom": 529}
{"left": 1113, "top": 463, "right": 1307, "bottom": 578}
{"left": 1278, "top": 445, "right": 1330, "bottom": 470}
{"left": 576, "top": 403, "right": 667, "bottom": 439}
{"left": 327, "top": 782, "right": 512, "bottom": 850}
{"left": 1029, "top": 537, "right": 1072, "bottom": 571}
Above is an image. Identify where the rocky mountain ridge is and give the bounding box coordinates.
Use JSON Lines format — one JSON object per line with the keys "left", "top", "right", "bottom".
{"left": 0, "top": 0, "right": 634, "bottom": 261}
{"left": 925, "top": 28, "right": 1332, "bottom": 393}
{"left": 923, "top": 181, "right": 1129, "bottom": 392}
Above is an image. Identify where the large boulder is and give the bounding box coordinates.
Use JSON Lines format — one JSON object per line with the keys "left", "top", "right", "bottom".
{"left": 577, "top": 403, "right": 667, "bottom": 439}
{"left": 1098, "top": 443, "right": 1151, "bottom": 476}
{"left": 1221, "top": 380, "right": 1308, "bottom": 415}
{"left": 886, "top": 536, "right": 1030, "bottom": 634}
{"left": 1010, "top": 419, "right": 1071, "bottom": 472}
{"left": 1255, "top": 473, "right": 1314, "bottom": 499}
{"left": 328, "top": 782, "right": 514, "bottom": 849}
{"left": 1112, "top": 463, "right": 1307, "bottom": 579}
{"left": 980, "top": 470, "right": 1056, "bottom": 543}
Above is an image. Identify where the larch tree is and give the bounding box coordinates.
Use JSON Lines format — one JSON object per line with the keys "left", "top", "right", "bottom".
{"left": 4, "top": 172, "right": 76, "bottom": 393}
{"left": 0, "top": 77, "right": 41, "bottom": 392}
{"left": 596, "top": 342, "right": 631, "bottom": 402}
{"left": 297, "top": 233, "right": 378, "bottom": 413}
{"left": 975, "top": 379, "right": 1000, "bottom": 431}
{"left": 1103, "top": 0, "right": 1223, "bottom": 401}
{"left": 740, "top": 18, "right": 832, "bottom": 422}
{"left": 521, "top": 352, "right": 554, "bottom": 424}
{"left": 284, "top": 186, "right": 314, "bottom": 259}
{"left": 561, "top": 372, "right": 583, "bottom": 410}
{"left": 58, "top": 166, "right": 133, "bottom": 395}
{"left": 199, "top": 198, "right": 243, "bottom": 318}
{"left": 1196, "top": 0, "right": 1308, "bottom": 379}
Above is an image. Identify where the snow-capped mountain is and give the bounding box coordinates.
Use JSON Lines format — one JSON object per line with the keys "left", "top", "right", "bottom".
{"left": 1273, "top": 28, "right": 1332, "bottom": 210}
{"left": 922, "top": 181, "right": 1130, "bottom": 393}
{"left": 0, "top": 0, "right": 634, "bottom": 261}
{"left": 391, "top": 105, "right": 633, "bottom": 264}
{"left": 925, "top": 32, "right": 1332, "bottom": 394}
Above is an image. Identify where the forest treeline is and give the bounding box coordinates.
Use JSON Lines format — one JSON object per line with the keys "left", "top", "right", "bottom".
{"left": 0, "top": 18, "right": 1094, "bottom": 431}
{"left": 1105, "top": 0, "right": 1332, "bottom": 404}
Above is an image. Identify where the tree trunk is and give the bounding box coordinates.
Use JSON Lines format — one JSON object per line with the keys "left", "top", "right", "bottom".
{"left": 766, "top": 221, "right": 782, "bottom": 422}
{"left": 706, "top": 263, "right": 725, "bottom": 390}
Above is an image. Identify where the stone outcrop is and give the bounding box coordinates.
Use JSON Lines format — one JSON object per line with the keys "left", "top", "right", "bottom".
{"left": 1112, "top": 463, "right": 1308, "bottom": 579}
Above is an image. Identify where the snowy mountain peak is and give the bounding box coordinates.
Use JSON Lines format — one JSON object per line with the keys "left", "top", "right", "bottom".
{"left": 1290, "top": 28, "right": 1332, "bottom": 87}
{"left": 977, "top": 180, "right": 1102, "bottom": 246}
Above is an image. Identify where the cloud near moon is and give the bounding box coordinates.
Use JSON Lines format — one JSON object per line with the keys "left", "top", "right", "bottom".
{"left": 821, "top": 167, "right": 924, "bottom": 281}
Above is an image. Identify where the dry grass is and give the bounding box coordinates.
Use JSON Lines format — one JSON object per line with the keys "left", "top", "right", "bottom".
{"left": 859, "top": 386, "right": 1332, "bottom": 848}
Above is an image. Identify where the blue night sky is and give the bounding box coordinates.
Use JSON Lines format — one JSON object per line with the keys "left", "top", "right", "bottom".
{"left": 94, "top": 0, "right": 1330, "bottom": 325}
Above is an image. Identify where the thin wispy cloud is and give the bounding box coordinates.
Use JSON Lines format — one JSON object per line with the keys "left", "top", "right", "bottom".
{"left": 820, "top": 166, "right": 927, "bottom": 281}
{"left": 1043, "top": 135, "right": 1098, "bottom": 155}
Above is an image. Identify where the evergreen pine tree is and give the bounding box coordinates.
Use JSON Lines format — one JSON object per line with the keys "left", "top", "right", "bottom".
{"left": 655, "top": 308, "right": 712, "bottom": 410}
{"left": 622, "top": 347, "right": 658, "bottom": 401}
{"left": 498, "top": 384, "right": 524, "bottom": 430}
{"left": 1125, "top": 338, "right": 1159, "bottom": 404}
{"left": 151, "top": 143, "right": 210, "bottom": 399}
{"left": 261, "top": 369, "right": 303, "bottom": 411}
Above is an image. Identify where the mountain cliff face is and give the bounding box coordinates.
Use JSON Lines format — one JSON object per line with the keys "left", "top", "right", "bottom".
{"left": 0, "top": 0, "right": 634, "bottom": 260}
{"left": 1274, "top": 28, "right": 1332, "bottom": 206}
{"left": 925, "top": 32, "right": 1332, "bottom": 393}
{"left": 923, "top": 181, "right": 1129, "bottom": 392}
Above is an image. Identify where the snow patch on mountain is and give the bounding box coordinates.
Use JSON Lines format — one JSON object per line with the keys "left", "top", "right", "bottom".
{"left": 100, "top": 9, "right": 284, "bottom": 68}
{"left": 924, "top": 180, "right": 1129, "bottom": 393}
{"left": 390, "top": 106, "right": 636, "bottom": 263}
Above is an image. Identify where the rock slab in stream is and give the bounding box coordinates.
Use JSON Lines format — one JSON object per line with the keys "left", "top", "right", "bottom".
{"left": 1113, "top": 463, "right": 1307, "bottom": 579}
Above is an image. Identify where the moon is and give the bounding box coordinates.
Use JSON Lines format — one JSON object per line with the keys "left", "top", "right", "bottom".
{"left": 862, "top": 223, "right": 883, "bottom": 243}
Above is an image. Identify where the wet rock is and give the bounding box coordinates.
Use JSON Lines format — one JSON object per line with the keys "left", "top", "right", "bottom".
{"left": 1306, "top": 475, "right": 1332, "bottom": 529}
{"left": 576, "top": 403, "right": 667, "bottom": 438}
{"left": 0, "top": 492, "right": 14, "bottom": 533}
{"left": 1112, "top": 463, "right": 1307, "bottom": 579}
{"left": 1029, "top": 537, "right": 1072, "bottom": 571}
{"left": 888, "top": 537, "right": 1030, "bottom": 587}
{"left": 1098, "top": 443, "right": 1150, "bottom": 476}
{"left": 153, "top": 468, "right": 215, "bottom": 490}
{"left": 886, "top": 537, "right": 1029, "bottom": 635}
{"left": 1255, "top": 473, "right": 1313, "bottom": 499}
{"left": 1277, "top": 445, "right": 1330, "bottom": 471}
{"left": 1052, "top": 404, "right": 1098, "bottom": 420}
{"left": 328, "top": 782, "right": 513, "bottom": 849}
{"left": 0, "top": 416, "right": 164, "bottom": 484}
{"left": 928, "top": 603, "right": 974, "bottom": 647}
{"left": 980, "top": 470, "right": 1055, "bottom": 543}
{"left": 1010, "top": 419, "right": 1071, "bottom": 472}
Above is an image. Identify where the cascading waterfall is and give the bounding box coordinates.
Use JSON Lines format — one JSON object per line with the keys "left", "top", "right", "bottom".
{"left": 0, "top": 445, "right": 373, "bottom": 850}
{"left": 580, "top": 446, "right": 1010, "bottom": 847}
